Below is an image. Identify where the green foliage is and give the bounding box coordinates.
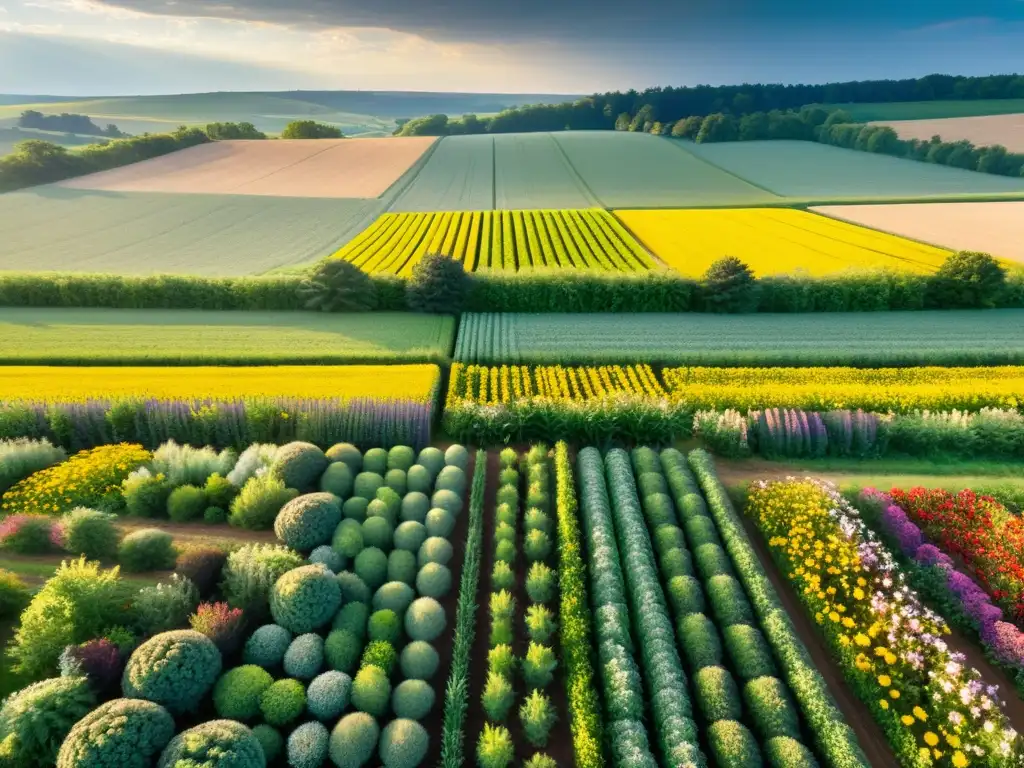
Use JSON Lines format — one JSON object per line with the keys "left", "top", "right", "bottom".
{"left": 694, "top": 542, "right": 732, "bottom": 579}
{"left": 320, "top": 461, "right": 354, "bottom": 499}
{"left": 376, "top": 486, "right": 403, "bottom": 519}
{"left": 368, "top": 609, "right": 402, "bottom": 644}
{"left": 362, "top": 516, "right": 394, "bottom": 552}
{"left": 271, "top": 441, "right": 329, "bottom": 492}
{"left": 118, "top": 528, "right": 175, "bottom": 572}
{"left": 270, "top": 564, "right": 342, "bottom": 634}
{"left": 494, "top": 521, "right": 515, "bottom": 544}
{"left": 307, "top": 670, "right": 352, "bottom": 720}
{"left": 355, "top": 547, "right": 389, "bottom": 590}
{"left": 407, "top": 465, "right": 432, "bottom": 494}
{"left": 379, "top": 718, "right": 429, "bottom": 768}
{"left": 425, "top": 506, "right": 456, "bottom": 538}
{"left": 0, "top": 568, "right": 30, "bottom": 619}
{"left": 419, "top": 536, "right": 453, "bottom": 566}
{"left": 229, "top": 474, "right": 298, "bottom": 530}
{"left": 416, "top": 562, "right": 452, "bottom": 598}
{"left": 707, "top": 574, "right": 755, "bottom": 627}
{"left": 524, "top": 529, "right": 553, "bottom": 562}
{"left": 928, "top": 251, "right": 1008, "bottom": 309}
{"left": 744, "top": 676, "right": 800, "bottom": 739}
{"left": 481, "top": 670, "right": 515, "bottom": 720}
{"left": 332, "top": 518, "right": 363, "bottom": 558}
{"left": 388, "top": 549, "right": 418, "bottom": 584}
{"left": 694, "top": 665, "right": 742, "bottom": 723}
{"left": 123, "top": 472, "right": 173, "bottom": 518}
{"left": 522, "top": 642, "right": 557, "bottom": 689}
{"left": 221, "top": 543, "right": 304, "bottom": 621}
{"left": 526, "top": 562, "right": 557, "bottom": 603}
{"left": 286, "top": 721, "right": 329, "bottom": 768}
{"left": 392, "top": 678, "right": 436, "bottom": 719}
{"left": 432, "top": 489, "right": 464, "bottom": 517}
{"left": 203, "top": 472, "right": 237, "bottom": 508}
{"left": 326, "top": 442, "right": 362, "bottom": 469}
{"left": 55, "top": 698, "right": 175, "bottom": 768}
{"left": 241, "top": 623, "right": 291, "bottom": 668}
{"left": 298, "top": 259, "right": 376, "bottom": 312}
{"left": 166, "top": 484, "right": 206, "bottom": 522}
{"left": 0, "top": 514, "right": 55, "bottom": 554}
{"left": 406, "top": 253, "right": 470, "bottom": 313}
{"left": 494, "top": 539, "right": 516, "bottom": 564}
{"left": 133, "top": 574, "right": 200, "bottom": 635}
{"left": 251, "top": 725, "right": 282, "bottom": 764}
{"left": 275, "top": 492, "right": 342, "bottom": 553}
{"left": 401, "top": 640, "right": 440, "bottom": 679}
{"left": 0, "top": 676, "right": 95, "bottom": 766}
{"left": 363, "top": 448, "right": 388, "bottom": 475}
{"left": 436, "top": 465, "right": 467, "bottom": 494}
{"left": 283, "top": 632, "right": 325, "bottom": 679}
{"left": 0, "top": 437, "right": 65, "bottom": 494}
{"left": 336, "top": 570, "right": 372, "bottom": 604}
{"left": 525, "top": 604, "right": 557, "bottom": 643}
{"left": 351, "top": 663, "right": 391, "bottom": 716}
{"left": 701, "top": 257, "right": 759, "bottom": 313}
{"left": 213, "top": 665, "right": 274, "bottom": 721}
{"left": 157, "top": 720, "right": 264, "bottom": 768}
{"left": 491, "top": 561, "right": 515, "bottom": 592}
{"left": 523, "top": 755, "right": 558, "bottom": 768}
{"left": 309, "top": 543, "right": 344, "bottom": 572}
{"left": 401, "top": 492, "right": 430, "bottom": 524}
{"left": 707, "top": 720, "right": 761, "bottom": 768}
{"left": 490, "top": 617, "right": 513, "bottom": 647}
{"left": 121, "top": 629, "right": 221, "bottom": 714}
{"left": 334, "top": 601, "right": 370, "bottom": 636}
{"left": 764, "top": 736, "right": 819, "bottom": 768}
{"left": 677, "top": 612, "right": 722, "bottom": 671}
{"left": 329, "top": 712, "right": 380, "bottom": 768}
{"left": 666, "top": 575, "right": 705, "bottom": 617}
{"left": 486, "top": 644, "right": 515, "bottom": 679}
{"left": 394, "top": 520, "right": 428, "bottom": 552}
{"left": 282, "top": 120, "right": 344, "bottom": 139}
{"left": 343, "top": 496, "right": 370, "bottom": 521}
{"left": 660, "top": 546, "right": 694, "bottom": 581}
{"left": 495, "top": 503, "right": 515, "bottom": 527}
{"left": 476, "top": 723, "right": 514, "bottom": 768}
{"left": 373, "top": 581, "right": 416, "bottom": 616}
{"left": 722, "top": 624, "right": 777, "bottom": 680}
{"left": 259, "top": 678, "right": 306, "bottom": 726}
{"left": 520, "top": 689, "right": 557, "bottom": 747}
{"left": 324, "top": 629, "right": 362, "bottom": 673}
{"left": 405, "top": 596, "right": 446, "bottom": 641}
{"left": 59, "top": 507, "right": 120, "bottom": 560}
{"left": 385, "top": 469, "right": 407, "bottom": 495}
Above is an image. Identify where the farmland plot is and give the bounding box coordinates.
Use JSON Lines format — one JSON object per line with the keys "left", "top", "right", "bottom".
{"left": 0, "top": 188, "right": 380, "bottom": 276}
{"left": 387, "top": 134, "right": 494, "bottom": 211}
{"left": 874, "top": 113, "right": 1024, "bottom": 153}
{"left": 493, "top": 133, "right": 596, "bottom": 208}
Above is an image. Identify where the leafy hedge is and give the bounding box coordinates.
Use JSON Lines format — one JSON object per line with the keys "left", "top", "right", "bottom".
{"left": 437, "top": 449, "right": 486, "bottom": 768}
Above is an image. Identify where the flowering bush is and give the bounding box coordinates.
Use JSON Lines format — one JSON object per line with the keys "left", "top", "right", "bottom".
{"left": 121, "top": 630, "right": 222, "bottom": 714}
{"left": 190, "top": 601, "right": 245, "bottom": 654}
{"left": 56, "top": 698, "right": 175, "bottom": 768}
{"left": 0, "top": 513, "right": 57, "bottom": 554}
{"left": 2, "top": 443, "right": 150, "bottom": 516}
{"left": 60, "top": 638, "right": 123, "bottom": 696}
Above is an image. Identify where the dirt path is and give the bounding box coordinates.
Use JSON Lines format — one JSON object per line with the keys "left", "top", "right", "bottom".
{"left": 116, "top": 518, "right": 276, "bottom": 546}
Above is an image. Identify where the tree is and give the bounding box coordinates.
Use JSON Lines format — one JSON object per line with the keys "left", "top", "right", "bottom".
{"left": 205, "top": 122, "right": 266, "bottom": 140}
{"left": 700, "top": 257, "right": 760, "bottom": 313}
{"left": 864, "top": 126, "right": 902, "bottom": 155}
{"left": 928, "top": 251, "right": 1006, "bottom": 309}
{"left": 406, "top": 254, "right": 471, "bottom": 314}
{"left": 614, "top": 112, "right": 632, "bottom": 132}
{"left": 672, "top": 116, "right": 704, "bottom": 140}
{"left": 695, "top": 113, "right": 738, "bottom": 143}
{"left": 280, "top": 121, "right": 343, "bottom": 139}
{"left": 297, "top": 260, "right": 377, "bottom": 312}
{"left": 738, "top": 112, "right": 770, "bottom": 141}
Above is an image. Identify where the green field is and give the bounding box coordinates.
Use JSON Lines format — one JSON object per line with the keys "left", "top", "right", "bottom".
{"left": 0, "top": 189, "right": 381, "bottom": 276}
{"left": 686, "top": 140, "right": 1024, "bottom": 201}
{"left": 818, "top": 99, "right": 1024, "bottom": 122}
{"left": 454, "top": 310, "right": 1024, "bottom": 366}
{"left": 494, "top": 133, "right": 597, "bottom": 208}
{"left": 0, "top": 308, "right": 455, "bottom": 364}
{"left": 388, "top": 134, "right": 494, "bottom": 211}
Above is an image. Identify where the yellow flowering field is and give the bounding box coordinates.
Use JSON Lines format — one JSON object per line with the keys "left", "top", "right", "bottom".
{"left": 1, "top": 443, "right": 149, "bottom": 516}
{"left": 0, "top": 365, "right": 441, "bottom": 405}
{"left": 747, "top": 478, "right": 1021, "bottom": 766}
{"left": 616, "top": 208, "right": 950, "bottom": 277}
{"left": 663, "top": 365, "right": 1024, "bottom": 412}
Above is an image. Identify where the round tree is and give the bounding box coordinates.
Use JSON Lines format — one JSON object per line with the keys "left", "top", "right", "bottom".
{"left": 56, "top": 698, "right": 175, "bottom": 768}
{"left": 156, "top": 720, "right": 264, "bottom": 768}
{"left": 269, "top": 564, "right": 342, "bottom": 634}
{"left": 121, "top": 630, "right": 222, "bottom": 715}
{"left": 271, "top": 442, "right": 329, "bottom": 492}
{"left": 274, "top": 492, "right": 342, "bottom": 553}
{"left": 406, "top": 253, "right": 470, "bottom": 314}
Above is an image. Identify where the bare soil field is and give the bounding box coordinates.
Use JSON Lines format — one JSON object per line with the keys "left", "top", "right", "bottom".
{"left": 58, "top": 137, "right": 436, "bottom": 198}
{"left": 874, "top": 113, "right": 1024, "bottom": 152}
{"left": 813, "top": 201, "right": 1024, "bottom": 266}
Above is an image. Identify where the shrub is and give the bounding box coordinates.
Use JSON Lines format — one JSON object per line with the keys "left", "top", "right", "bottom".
{"left": 496, "top": 485, "right": 518, "bottom": 510}
{"left": 494, "top": 521, "right": 515, "bottom": 544}
{"left": 444, "top": 443, "right": 469, "bottom": 470}
{"left": 373, "top": 581, "right": 416, "bottom": 616}
{"left": 385, "top": 469, "right": 407, "bottom": 495}
{"left": 706, "top": 574, "right": 754, "bottom": 627}
{"left": 324, "top": 629, "right": 362, "bottom": 673}
{"left": 355, "top": 547, "right": 389, "bottom": 590}
{"left": 652, "top": 524, "right": 686, "bottom": 556}
{"left": 320, "top": 461, "right": 354, "bottom": 498}
{"left": 229, "top": 474, "right": 298, "bottom": 530}
{"left": 343, "top": 496, "right": 370, "bottom": 521}
{"left": 491, "top": 561, "right": 515, "bottom": 592}
{"left": 661, "top": 547, "right": 694, "bottom": 580}
{"left": 0, "top": 514, "right": 56, "bottom": 554}
{"left": 498, "top": 467, "right": 518, "bottom": 487}
{"left": 0, "top": 437, "right": 65, "bottom": 494}
{"left": 203, "top": 471, "right": 236, "bottom": 507}
{"left": 407, "top": 252, "right": 470, "bottom": 313}
{"left": 362, "top": 516, "right": 394, "bottom": 551}
{"left": 271, "top": 441, "right": 328, "bottom": 492}
{"left": 334, "top": 601, "right": 370, "bottom": 636}
{"left": 929, "top": 250, "right": 1007, "bottom": 308}
{"left": 242, "top": 623, "right": 292, "bottom": 668}
{"left": 684, "top": 515, "right": 720, "bottom": 548}
{"left": 307, "top": 670, "right": 352, "bottom": 720}
{"left": 490, "top": 617, "right": 513, "bottom": 647}
{"left": 481, "top": 670, "right": 515, "bottom": 720}
{"left": 388, "top": 549, "right": 418, "bottom": 584}
{"left": 401, "top": 640, "right": 439, "bottom": 679}
{"left": 157, "top": 719, "right": 263, "bottom": 768}
{"left": 522, "top": 642, "right": 557, "bottom": 689}
{"left": 488, "top": 644, "right": 516, "bottom": 678}
{"left": 722, "top": 625, "right": 777, "bottom": 681}
{"left": 351, "top": 664, "right": 391, "bottom": 716}
{"left": 384, "top": 445, "right": 414, "bottom": 472}
{"left": 644, "top": 493, "right": 676, "bottom": 527}
{"left": 432, "top": 489, "right": 463, "bottom": 517}
{"left": 123, "top": 471, "right": 173, "bottom": 518}
{"left": 222, "top": 543, "right": 304, "bottom": 620}
{"left": 259, "top": 678, "right": 306, "bottom": 726}
{"left": 524, "top": 508, "right": 552, "bottom": 535}
{"left": 424, "top": 507, "right": 456, "bottom": 538}
{"left": 436, "top": 465, "right": 467, "bottom": 494}
{"left": 744, "top": 676, "right": 800, "bottom": 739}
{"left": 419, "top": 536, "right": 453, "bottom": 567}
{"left": 275, "top": 492, "right": 342, "bottom": 553}
{"left": 0, "top": 568, "right": 29, "bottom": 620}
{"left": 134, "top": 574, "right": 200, "bottom": 635}
{"left": 416, "top": 562, "right": 452, "bottom": 598}
{"left": 523, "top": 755, "right": 557, "bottom": 768}
{"left": 476, "top": 723, "right": 514, "bottom": 768}
{"left": 336, "top": 570, "right": 371, "bottom": 604}
{"left": 379, "top": 718, "right": 428, "bottom": 768}
{"left": 284, "top": 632, "right": 325, "bottom": 679}
{"left": 121, "top": 630, "right": 221, "bottom": 714}
{"left": 0, "top": 676, "right": 95, "bottom": 766}
{"left": 520, "top": 689, "right": 557, "bottom": 747}
{"left": 525, "top": 604, "right": 557, "bottom": 643}
{"left": 375, "top": 487, "right": 403, "bottom": 520}
{"left": 10, "top": 557, "right": 130, "bottom": 678}
{"left": 363, "top": 448, "right": 388, "bottom": 475}
{"left": 226, "top": 444, "right": 279, "bottom": 487}
{"left": 401, "top": 492, "right": 430, "bottom": 523}
{"left": 495, "top": 503, "right": 516, "bottom": 527}
{"left": 495, "top": 539, "right": 516, "bottom": 564}
{"left": 707, "top": 720, "right": 761, "bottom": 768}
{"left": 55, "top": 698, "right": 175, "bottom": 768}
{"left": 299, "top": 255, "right": 376, "bottom": 310}
{"left": 329, "top": 712, "right": 379, "bottom": 768}
{"left": 58, "top": 638, "right": 124, "bottom": 696}
{"left": 694, "top": 665, "right": 742, "bottom": 723}
{"left": 490, "top": 589, "right": 516, "bottom": 622}
{"left": 271, "top": 564, "right": 342, "bottom": 634}
{"left": 175, "top": 546, "right": 227, "bottom": 597}
{"left": 678, "top": 492, "right": 708, "bottom": 520}
{"left": 353, "top": 471, "right": 384, "bottom": 500}
{"left": 368, "top": 608, "right": 402, "bottom": 644}
{"left": 286, "top": 721, "right": 329, "bottom": 768}
{"left": 332, "top": 518, "right": 363, "bottom": 557}
{"left": 59, "top": 507, "right": 119, "bottom": 560}
{"left": 415, "top": 447, "right": 444, "bottom": 478}
{"left": 310, "top": 543, "right": 344, "bottom": 572}
{"left": 764, "top": 736, "right": 818, "bottom": 768}
{"left": 526, "top": 562, "right": 557, "bottom": 603}
{"left": 677, "top": 613, "right": 722, "bottom": 671}
{"left": 694, "top": 543, "right": 732, "bottom": 579}
{"left": 667, "top": 575, "right": 705, "bottom": 618}
{"left": 212, "top": 664, "right": 274, "bottom": 720}
{"left": 166, "top": 484, "right": 207, "bottom": 523}
{"left": 524, "top": 529, "right": 552, "bottom": 562}
{"left": 251, "top": 725, "right": 282, "bottom": 764}
{"left": 391, "top": 678, "right": 436, "bottom": 720}
{"left": 701, "top": 256, "right": 759, "bottom": 313}
{"left": 394, "top": 520, "right": 428, "bottom": 553}
{"left": 119, "top": 528, "right": 175, "bottom": 572}
{"left": 361, "top": 640, "right": 397, "bottom": 674}
{"left": 638, "top": 471, "right": 667, "bottom": 497}
{"left": 326, "top": 442, "right": 362, "bottom": 470}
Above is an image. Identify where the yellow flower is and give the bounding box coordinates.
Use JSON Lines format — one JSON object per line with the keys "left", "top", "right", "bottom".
{"left": 901, "top": 715, "right": 915, "bottom": 726}
{"left": 889, "top": 689, "right": 900, "bottom": 700}
{"left": 924, "top": 732, "right": 939, "bottom": 747}
{"left": 879, "top": 699, "right": 889, "bottom": 710}
{"left": 878, "top": 675, "right": 891, "bottom": 687}
{"left": 952, "top": 750, "right": 969, "bottom": 767}
{"left": 945, "top": 734, "right": 960, "bottom": 748}
{"left": 884, "top": 653, "right": 897, "bottom": 665}
{"left": 913, "top": 707, "right": 927, "bottom": 722}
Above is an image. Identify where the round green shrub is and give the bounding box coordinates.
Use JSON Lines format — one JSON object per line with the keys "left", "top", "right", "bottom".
{"left": 707, "top": 574, "right": 754, "bottom": 627}
{"left": 494, "top": 522, "right": 515, "bottom": 544}
{"left": 368, "top": 609, "right": 401, "bottom": 644}
{"left": 722, "top": 625, "right": 777, "bottom": 681}
{"left": 679, "top": 493, "right": 708, "bottom": 521}
{"left": 336, "top": 571, "right": 371, "bottom": 604}
{"left": 157, "top": 719, "right": 264, "bottom": 768}
{"left": 494, "top": 539, "right": 515, "bottom": 564}
{"left": 229, "top": 475, "right": 298, "bottom": 530}
{"left": 342, "top": 496, "right": 369, "bottom": 522}
{"left": 631, "top": 446, "right": 659, "bottom": 474}
{"left": 418, "top": 536, "right": 453, "bottom": 567}
{"left": 660, "top": 547, "right": 693, "bottom": 580}
{"left": 476, "top": 723, "right": 513, "bottom": 768}
{"left": 523, "top": 508, "right": 552, "bottom": 535}
{"left": 384, "top": 469, "right": 407, "bottom": 496}
{"left": 242, "top": 624, "right": 292, "bottom": 668}
{"left": 417, "top": 447, "right": 445, "bottom": 477}
{"left": 355, "top": 547, "right": 389, "bottom": 590}
{"left": 424, "top": 507, "right": 455, "bottom": 539}
{"left": 0, "top": 675, "right": 95, "bottom": 766}
{"left": 270, "top": 564, "right": 342, "bottom": 634}
{"left": 638, "top": 472, "right": 667, "bottom": 497}
{"left": 122, "top": 630, "right": 221, "bottom": 715}
{"left": 307, "top": 670, "right": 352, "bottom": 720}
{"left": 435, "top": 465, "right": 466, "bottom": 495}
{"left": 388, "top": 549, "right": 418, "bottom": 585}
{"left": 332, "top": 519, "right": 363, "bottom": 558}
{"left": 359, "top": 640, "right": 397, "bottom": 675}
{"left": 320, "top": 462, "right": 354, "bottom": 498}
{"left": 495, "top": 503, "right": 515, "bottom": 527}
{"left": 166, "top": 485, "right": 207, "bottom": 523}
{"left": 525, "top": 604, "right": 557, "bottom": 643}
{"left": 391, "top": 679, "right": 435, "bottom": 720}
{"left": 400, "top": 641, "right": 439, "bottom": 680}
{"left": 684, "top": 516, "right": 720, "bottom": 548}
{"left": 694, "top": 543, "right": 732, "bottom": 580}
{"left": 353, "top": 472, "right": 384, "bottom": 500}
{"left": 708, "top": 720, "right": 761, "bottom": 768}
{"left": 398, "top": 493, "right": 428, "bottom": 524}
{"left": 333, "top": 601, "right": 370, "bottom": 636}
{"left": 405, "top": 597, "right": 446, "bottom": 642}
{"left": 416, "top": 562, "right": 452, "bottom": 598}
{"left": 375, "top": 487, "right": 402, "bottom": 520}
{"left": 487, "top": 645, "right": 516, "bottom": 680}
{"left": 653, "top": 525, "right": 686, "bottom": 556}
{"left": 56, "top": 698, "right": 175, "bottom": 768}
{"left": 363, "top": 448, "right": 388, "bottom": 475}
{"left": 406, "top": 465, "right": 431, "bottom": 494}
{"left": 373, "top": 581, "right": 416, "bottom": 615}
{"left": 523, "top": 754, "right": 558, "bottom": 768}
{"left": 431, "top": 489, "right": 463, "bottom": 517}
{"left": 524, "top": 529, "right": 552, "bottom": 562}
{"left": 362, "top": 516, "right": 394, "bottom": 551}
{"left": 764, "top": 736, "right": 819, "bottom": 768}
{"left": 325, "top": 442, "right": 362, "bottom": 471}
{"left": 274, "top": 492, "right": 342, "bottom": 553}
{"left": 444, "top": 444, "right": 469, "bottom": 470}
{"left": 329, "top": 712, "right": 379, "bottom": 768}
{"left": 394, "top": 521, "right": 427, "bottom": 552}
{"left": 379, "top": 718, "right": 428, "bottom": 768}
{"left": 677, "top": 613, "right": 722, "bottom": 671}
{"left": 694, "top": 665, "right": 742, "bottom": 723}
{"left": 271, "top": 442, "right": 328, "bottom": 492}
{"left": 351, "top": 664, "right": 391, "bottom": 716}
{"left": 283, "top": 632, "right": 325, "bottom": 680}
{"left": 305, "top": 546, "right": 340, "bottom": 575}
{"left": 259, "top": 678, "right": 306, "bottom": 726}
{"left": 491, "top": 561, "right": 515, "bottom": 592}
{"left": 744, "top": 676, "right": 800, "bottom": 739}
{"left": 251, "top": 725, "right": 282, "bottom": 763}
{"left": 119, "top": 528, "right": 176, "bottom": 573}
{"left": 202, "top": 472, "right": 237, "bottom": 509}
{"left": 498, "top": 467, "right": 518, "bottom": 487}
{"left": 212, "top": 664, "right": 273, "bottom": 720}
{"left": 642, "top": 493, "right": 675, "bottom": 528}
{"left": 324, "top": 629, "right": 362, "bottom": 673}
{"left": 481, "top": 671, "right": 514, "bottom": 721}
{"left": 287, "top": 721, "right": 329, "bottom": 768}
{"left": 59, "top": 507, "right": 120, "bottom": 560}
{"left": 667, "top": 575, "right": 705, "bottom": 618}
{"left": 204, "top": 506, "right": 227, "bottom": 524}
{"left": 495, "top": 486, "right": 518, "bottom": 510}
{"left": 525, "top": 562, "right": 556, "bottom": 603}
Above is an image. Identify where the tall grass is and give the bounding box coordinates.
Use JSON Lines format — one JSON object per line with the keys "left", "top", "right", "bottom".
{"left": 0, "top": 438, "right": 66, "bottom": 494}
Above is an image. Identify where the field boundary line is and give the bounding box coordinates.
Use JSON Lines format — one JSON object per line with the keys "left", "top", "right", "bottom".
{"left": 665, "top": 137, "right": 786, "bottom": 198}
{"left": 547, "top": 132, "right": 604, "bottom": 208}
{"left": 380, "top": 136, "right": 442, "bottom": 211}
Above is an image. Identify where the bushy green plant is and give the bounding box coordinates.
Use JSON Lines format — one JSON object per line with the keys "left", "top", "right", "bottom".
{"left": 270, "top": 563, "right": 342, "bottom": 634}
{"left": 355, "top": 546, "right": 389, "bottom": 589}
{"left": 0, "top": 675, "right": 95, "bottom": 765}
{"left": 353, "top": 471, "right": 384, "bottom": 500}
{"left": 701, "top": 256, "right": 759, "bottom": 313}
{"left": 764, "top": 736, "right": 818, "bottom": 768}
{"left": 203, "top": 472, "right": 236, "bottom": 508}
{"left": 379, "top": 718, "right": 428, "bottom": 768}
{"left": 55, "top": 698, "right": 175, "bottom": 768}
{"left": 242, "top": 623, "right": 292, "bottom": 668}
{"left": 694, "top": 542, "right": 732, "bottom": 579}
{"left": 157, "top": 719, "right": 264, "bottom": 768}
{"left": 271, "top": 441, "right": 328, "bottom": 492}
{"left": 404, "top": 596, "right": 446, "bottom": 641}
{"left": 0, "top": 437, "right": 65, "bottom": 494}
{"left": 520, "top": 689, "right": 557, "bottom": 747}
{"left": 283, "top": 632, "right": 325, "bottom": 679}
{"left": 400, "top": 640, "right": 439, "bottom": 679}
{"left": 259, "top": 678, "right": 306, "bottom": 726}
{"left": 286, "top": 721, "right": 329, "bottom": 768}
{"left": 299, "top": 258, "right": 377, "bottom": 312}
{"left": 481, "top": 670, "right": 514, "bottom": 721}
{"left": 0, "top": 568, "right": 29, "bottom": 619}
{"left": 203, "top": 506, "right": 227, "bottom": 523}
{"left": 653, "top": 524, "right": 686, "bottom": 556}
{"left": 373, "top": 581, "right": 415, "bottom": 615}
{"left": 488, "top": 644, "right": 516, "bottom": 679}
{"left": 334, "top": 601, "right": 370, "bottom": 636}
{"left": 329, "top": 713, "right": 379, "bottom": 768}
{"left": 174, "top": 545, "right": 227, "bottom": 597}
{"left": 436, "top": 465, "right": 467, "bottom": 495}
{"left": 495, "top": 485, "right": 518, "bottom": 511}
{"left": 0, "top": 514, "right": 56, "bottom": 554}
{"left": 324, "top": 629, "right": 362, "bottom": 673}
{"left": 394, "top": 520, "right": 427, "bottom": 552}
{"left": 525, "top": 604, "right": 557, "bottom": 643}
{"left": 320, "top": 461, "right": 354, "bottom": 499}
{"left": 309, "top": 543, "right": 344, "bottom": 572}
{"left": 523, "top": 754, "right": 557, "bottom": 768}
{"left": 490, "top": 616, "right": 513, "bottom": 647}
{"left": 420, "top": 536, "right": 453, "bottom": 567}
{"left": 416, "top": 562, "right": 452, "bottom": 598}
{"left": 677, "top": 612, "right": 722, "bottom": 671}
{"left": 221, "top": 543, "right": 304, "bottom": 620}
{"left": 326, "top": 442, "right": 362, "bottom": 470}
{"left": 274, "top": 492, "right": 342, "bottom": 552}
{"left": 121, "top": 629, "right": 221, "bottom": 714}
{"left": 491, "top": 561, "right": 515, "bottom": 591}
{"left": 524, "top": 508, "right": 552, "bottom": 535}
{"left": 744, "top": 675, "right": 800, "bottom": 739}
{"left": 332, "top": 518, "right": 363, "bottom": 557}
{"left": 374, "top": 487, "right": 402, "bottom": 521}
{"left": 336, "top": 570, "right": 371, "bottom": 604}
{"left": 388, "top": 549, "right": 418, "bottom": 584}
{"left": 684, "top": 515, "right": 720, "bottom": 548}
{"left": 444, "top": 443, "right": 469, "bottom": 470}
{"left": 342, "top": 495, "right": 369, "bottom": 521}
{"left": 667, "top": 574, "right": 705, "bottom": 618}
{"left": 524, "top": 529, "right": 552, "bottom": 562}
{"left": 522, "top": 642, "right": 557, "bottom": 689}
{"left": 119, "top": 528, "right": 176, "bottom": 572}
{"left": 432, "top": 488, "right": 463, "bottom": 517}
{"left": 390, "top": 678, "right": 435, "bottom": 719}
{"left": 525, "top": 562, "right": 557, "bottom": 602}
{"left": 707, "top": 720, "right": 762, "bottom": 767}
{"left": 351, "top": 663, "right": 391, "bottom": 716}
{"left": 166, "top": 484, "right": 207, "bottom": 522}
{"left": 385, "top": 468, "right": 407, "bottom": 495}
{"left": 644, "top": 493, "right": 676, "bottom": 527}
{"left": 362, "top": 514, "right": 393, "bottom": 551}
{"left": 251, "top": 725, "right": 282, "bottom": 764}
{"left": 401, "top": 492, "right": 430, "bottom": 523}
{"left": 368, "top": 608, "right": 401, "bottom": 644}
{"left": 929, "top": 250, "right": 1007, "bottom": 308}
{"left": 407, "top": 252, "right": 470, "bottom": 313}
{"left": 494, "top": 521, "right": 515, "bottom": 544}
{"left": 134, "top": 574, "right": 200, "bottom": 635}
{"left": 229, "top": 474, "right": 298, "bottom": 530}
{"left": 423, "top": 507, "right": 455, "bottom": 539}
{"left": 361, "top": 639, "right": 397, "bottom": 674}
{"left": 660, "top": 547, "right": 693, "bottom": 580}
{"left": 59, "top": 507, "right": 119, "bottom": 560}
{"left": 707, "top": 574, "right": 754, "bottom": 627}
{"left": 489, "top": 589, "right": 516, "bottom": 622}
{"left": 476, "top": 723, "right": 514, "bottom": 768}
{"left": 362, "top": 448, "right": 387, "bottom": 475}
{"left": 151, "top": 440, "right": 235, "bottom": 487}
{"left": 212, "top": 664, "right": 274, "bottom": 720}
{"left": 307, "top": 670, "right": 352, "bottom": 720}
{"left": 495, "top": 503, "right": 515, "bottom": 527}
{"left": 494, "top": 539, "right": 515, "bottom": 564}
{"left": 722, "top": 624, "right": 777, "bottom": 680}
{"left": 498, "top": 467, "right": 518, "bottom": 487}
{"left": 694, "top": 665, "right": 742, "bottom": 723}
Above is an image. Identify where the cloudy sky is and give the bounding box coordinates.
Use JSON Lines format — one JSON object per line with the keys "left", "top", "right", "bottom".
{"left": 2, "top": 0, "right": 1024, "bottom": 95}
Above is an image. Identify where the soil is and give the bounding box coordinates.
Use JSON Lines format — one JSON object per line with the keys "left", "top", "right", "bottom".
{"left": 115, "top": 518, "right": 276, "bottom": 545}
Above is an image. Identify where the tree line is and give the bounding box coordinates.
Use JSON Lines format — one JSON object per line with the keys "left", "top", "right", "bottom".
{"left": 18, "top": 110, "right": 128, "bottom": 138}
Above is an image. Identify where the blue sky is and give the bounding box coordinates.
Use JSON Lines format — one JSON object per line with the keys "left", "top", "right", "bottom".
{"left": 1, "top": 0, "right": 1023, "bottom": 95}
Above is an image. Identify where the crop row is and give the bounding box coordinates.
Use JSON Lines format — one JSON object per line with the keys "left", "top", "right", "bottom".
{"left": 331, "top": 209, "right": 655, "bottom": 275}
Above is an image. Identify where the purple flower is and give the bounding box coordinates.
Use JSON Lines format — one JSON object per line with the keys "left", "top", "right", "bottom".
{"left": 880, "top": 504, "right": 923, "bottom": 555}
{"left": 982, "top": 621, "right": 1024, "bottom": 666}
{"left": 915, "top": 544, "right": 954, "bottom": 569}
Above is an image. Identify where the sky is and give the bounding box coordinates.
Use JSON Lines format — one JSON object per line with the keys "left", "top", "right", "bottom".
{"left": 1, "top": 0, "right": 1024, "bottom": 95}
